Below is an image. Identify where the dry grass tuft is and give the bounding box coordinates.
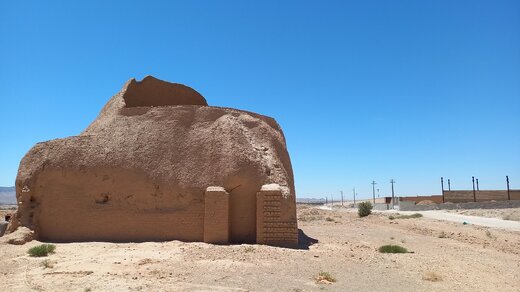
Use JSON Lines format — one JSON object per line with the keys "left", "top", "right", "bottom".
{"left": 389, "top": 213, "right": 423, "bottom": 220}
{"left": 138, "top": 258, "right": 153, "bottom": 265}
{"left": 315, "top": 271, "right": 336, "bottom": 284}
{"left": 422, "top": 271, "right": 443, "bottom": 282}
{"left": 41, "top": 259, "right": 54, "bottom": 269}
{"left": 298, "top": 208, "right": 325, "bottom": 222}
{"left": 485, "top": 230, "right": 495, "bottom": 239}
{"left": 243, "top": 246, "right": 255, "bottom": 253}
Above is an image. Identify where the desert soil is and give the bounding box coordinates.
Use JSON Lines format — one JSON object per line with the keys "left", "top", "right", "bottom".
{"left": 1, "top": 204, "right": 519, "bottom": 292}
{"left": 444, "top": 207, "right": 520, "bottom": 222}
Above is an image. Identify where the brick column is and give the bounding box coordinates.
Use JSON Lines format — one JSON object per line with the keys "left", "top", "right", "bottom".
{"left": 204, "top": 186, "right": 230, "bottom": 244}
{"left": 256, "top": 184, "right": 298, "bottom": 247}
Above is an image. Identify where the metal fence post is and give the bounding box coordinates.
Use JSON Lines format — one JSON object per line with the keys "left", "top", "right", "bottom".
{"left": 441, "top": 177, "right": 445, "bottom": 203}
{"left": 506, "top": 176, "right": 510, "bottom": 200}
{"left": 472, "top": 176, "right": 476, "bottom": 202}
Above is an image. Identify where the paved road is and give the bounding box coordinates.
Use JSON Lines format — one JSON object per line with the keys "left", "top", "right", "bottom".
{"left": 387, "top": 210, "right": 520, "bottom": 232}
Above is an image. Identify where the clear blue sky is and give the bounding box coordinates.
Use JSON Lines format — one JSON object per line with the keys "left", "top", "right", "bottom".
{"left": 1, "top": 1, "right": 519, "bottom": 199}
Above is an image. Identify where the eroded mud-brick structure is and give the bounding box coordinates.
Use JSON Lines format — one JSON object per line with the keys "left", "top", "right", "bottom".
{"left": 9, "top": 76, "right": 298, "bottom": 247}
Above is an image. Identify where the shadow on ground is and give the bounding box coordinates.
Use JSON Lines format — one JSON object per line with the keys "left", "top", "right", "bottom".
{"left": 297, "top": 229, "right": 318, "bottom": 250}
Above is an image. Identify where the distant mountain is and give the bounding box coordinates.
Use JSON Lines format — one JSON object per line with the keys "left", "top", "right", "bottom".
{"left": 0, "top": 186, "right": 16, "bottom": 204}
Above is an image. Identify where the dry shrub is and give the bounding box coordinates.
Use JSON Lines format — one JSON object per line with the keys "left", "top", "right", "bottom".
{"left": 41, "top": 259, "right": 54, "bottom": 269}
{"left": 315, "top": 271, "right": 336, "bottom": 284}
{"left": 298, "top": 208, "right": 324, "bottom": 222}
{"left": 138, "top": 258, "right": 153, "bottom": 265}
{"left": 389, "top": 213, "right": 423, "bottom": 220}
{"left": 423, "top": 271, "right": 443, "bottom": 282}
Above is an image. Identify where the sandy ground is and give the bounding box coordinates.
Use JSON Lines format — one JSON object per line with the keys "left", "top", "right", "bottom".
{"left": 445, "top": 207, "right": 520, "bottom": 222}
{"left": 1, "top": 205, "right": 519, "bottom": 291}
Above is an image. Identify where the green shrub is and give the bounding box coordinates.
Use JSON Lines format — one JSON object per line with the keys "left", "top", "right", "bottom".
{"left": 357, "top": 202, "right": 373, "bottom": 217}
{"left": 28, "top": 244, "right": 56, "bottom": 257}
{"left": 378, "top": 244, "right": 408, "bottom": 253}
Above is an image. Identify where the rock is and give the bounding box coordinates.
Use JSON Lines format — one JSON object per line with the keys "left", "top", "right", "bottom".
{"left": 12, "top": 76, "right": 297, "bottom": 246}
{"left": 1, "top": 226, "right": 34, "bottom": 245}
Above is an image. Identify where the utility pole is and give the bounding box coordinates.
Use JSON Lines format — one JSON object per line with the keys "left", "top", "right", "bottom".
{"left": 377, "top": 188, "right": 380, "bottom": 198}
{"left": 448, "top": 179, "right": 451, "bottom": 191}
{"left": 352, "top": 188, "right": 356, "bottom": 206}
{"left": 390, "top": 179, "right": 396, "bottom": 208}
{"left": 472, "top": 176, "right": 476, "bottom": 202}
{"left": 340, "top": 190, "right": 344, "bottom": 206}
{"left": 476, "top": 178, "right": 479, "bottom": 191}
{"left": 372, "top": 180, "right": 377, "bottom": 204}
{"left": 506, "top": 176, "right": 510, "bottom": 200}
{"left": 441, "top": 177, "right": 445, "bottom": 203}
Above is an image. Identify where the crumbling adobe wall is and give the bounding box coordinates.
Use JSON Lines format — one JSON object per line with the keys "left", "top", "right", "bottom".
{"left": 9, "top": 76, "right": 297, "bottom": 246}
{"left": 123, "top": 76, "right": 208, "bottom": 107}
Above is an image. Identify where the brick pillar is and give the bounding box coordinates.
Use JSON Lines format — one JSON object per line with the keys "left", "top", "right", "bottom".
{"left": 256, "top": 184, "right": 298, "bottom": 247}
{"left": 204, "top": 186, "right": 230, "bottom": 244}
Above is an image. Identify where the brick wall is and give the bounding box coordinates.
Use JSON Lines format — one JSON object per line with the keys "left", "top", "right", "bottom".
{"left": 256, "top": 185, "right": 298, "bottom": 247}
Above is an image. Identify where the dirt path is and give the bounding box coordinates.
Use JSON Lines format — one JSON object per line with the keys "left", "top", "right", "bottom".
{"left": 385, "top": 210, "right": 520, "bottom": 232}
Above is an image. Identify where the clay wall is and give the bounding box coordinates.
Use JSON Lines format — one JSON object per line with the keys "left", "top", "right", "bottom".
{"left": 31, "top": 169, "right": 204, "bottom": 242}
{"left": 204, "top": 187, "right": 229, "bottom": 244}
{"left": 444, "top": 190, "right": 520, "bottom": 203}
{"left": 399, "top": 195, "right": 443, "bottom": 204}
{"left": 25, "top": 168, "right": 296, "bottom": 246}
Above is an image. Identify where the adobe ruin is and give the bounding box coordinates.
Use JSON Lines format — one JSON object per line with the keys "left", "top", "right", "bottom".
{"left": 8, "top": 76, "right": 298, "bottom": 247}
